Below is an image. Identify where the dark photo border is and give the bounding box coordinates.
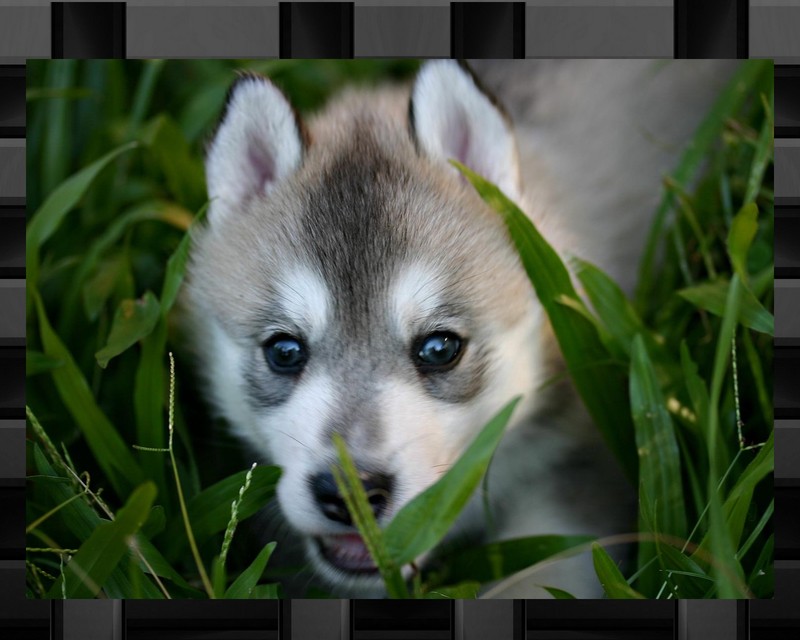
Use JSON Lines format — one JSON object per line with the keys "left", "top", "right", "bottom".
{"left": 1, "top": 2, "right": 795, "bottom": 639}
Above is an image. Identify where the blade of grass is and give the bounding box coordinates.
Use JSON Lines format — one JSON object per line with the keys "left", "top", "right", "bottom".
{"left": 744, "top": 91, "right": 774, "bottom": 205}
{"left": 423, "top": 582, "right": 480, "bottom": 599}
{"left": 163, "top": 353, "right": 214, "bottom": 598}
{"left": 630, "top": 334, "right": 687, "bottom": 596}
{"left": 46, "top": 482, "right": 156, "bottom": 598}
{"left": 81, "top": 255, "right": 126, "bottom": 323}
{"left": 95, "top": 291, "right": 161, "bottom": 368}
{"left": 331, "top": 433, "right": 408, "bottom": 598}
{"left": 41, "top": 60, "right": 76, "bottom": 198}
{"left": 741, "top": 329, "right": 772, "bottom": 425}
{"left": 747, "top": 534, "right": 774, "bottom": 598}
{"left": 656, "top": 543, "right": 711, "bottom": 599}
{"left": 671, "top": 185, "right": 717, "bottom": 280}
{"left": 26, "top": 406, "right": 72, "bottom": 480}
{"left": 677, "top": 448, "right": 744, "bottom": 565}
{"left": 30, "top": 445, "right": 173, "bottom": 598}
{"left": 630, "top": 335, "right": 687, "bottom": 538}
{"left": 719, "top": 170, "right": 734, "bottom": 226}
{"left": 541, "top": 586, "right": 577, "bottom": 599}
{"left": 129, "top": 60, "right": 165, "bottom": 135}
{"left": 29, "top": 444, "right": 106, "bottom": 541}
{"left": 170, "top": 400, "right": 202, "bottom": 500}
{"left": 160, "top": 465, "right": 281, "bottom": 560}
{"left": 678, "top": 279, "right": 773, "bottom": 336}
{"left": 133, "top": 330, "right": 169, "bottom": 500}
{"left": 592, "top": 543, "right": 645, "bottom": 599}
{"left": 140, "top": 114, "right": 206, "bottom": 209}
{"left": 573, "top": 258, "right": 660, "bottom": 358}
{"left": 179, "top": 81, "right": 229, "bottom": 142}
{"left": 383, "top": 397, "right": 520, "bottom": 566}
{"left": 142, "top": 506, "right": 166, "bottom": 539}
{"left": 251, "top": 584, "right": 281, "bottom": 599}
{"left": 680, "top": 342, "right": 711, "bottom": 430}
{"left": 434, "top": 534, "right": 593, "bottom": 585}
{"left": 133, "top": 204, "right": 207, "bottom": 508}
{"left": 110, "top": 60, "right": 166, "bottom": 207}
{"left": 31, "top": 288, "right": 145, "bottom": 498}
{"left": 43, "top": 446, "right": 174, "bottom": 599}
{"left": 673, "top": 425, "right": 705, "bottom": 525}
{"left": 454, "top": 161, "right": 637, "bottom": 483}
{"left": 636, "top": 60, "right": 771, "bottom": 310}
{"left": 721, "top": 431, "right": 773, "bottom": 512}
{"left": 704, "top": 275, "right": 748, "bottom": 597}
{"left": 225, "top": 542, "right": 277, "bottom": 599}
{"left": 26, "top": 141, "right": 139, "bottom": 286}
{"left": 59, "top": 200, "right": 174, "bottom": 336}
{"left": 211, "top": 555, "right": 226, "bottom": 599}
{"left": 727, "top": 203, "right": 759, "bottom": 285}
{"left": 26, "top": 351, "right": 63, "bottom": 376}
{"left": 726, "top": 486, "right": 756, "bottom": 553}
{"left": 670, "top": 216, "right": 694, "bottom": 287}
{"left": 212, "top": 462, "right": 259, "bottom": 596}
{"left": 218, "top": 462, "right": 258, "bottom": 568}
{"left": 161, "top": 203, "right": 208, "bottom": 311}
{"left": 132, "top": 535, "right": 196, "bottom": 596}
{"left": 26, "top": 488, "right": 89, "bottom": 536}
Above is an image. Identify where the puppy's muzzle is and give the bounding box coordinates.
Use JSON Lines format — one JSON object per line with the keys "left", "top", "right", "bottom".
{"left": 310, "top": 471, "right": 393, "bottom": 526}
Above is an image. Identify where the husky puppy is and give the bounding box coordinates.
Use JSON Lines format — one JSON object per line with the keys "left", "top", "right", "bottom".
{"left": 186, "top": 60, "right": 737, "bottom": 597}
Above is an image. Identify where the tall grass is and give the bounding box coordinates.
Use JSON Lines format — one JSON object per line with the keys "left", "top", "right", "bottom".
{"left": 24, "top": 59, "right": 773, "bottom": 599}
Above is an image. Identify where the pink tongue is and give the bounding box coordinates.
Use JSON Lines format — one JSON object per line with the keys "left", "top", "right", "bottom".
{"left": 324, "top": 534, "right": 376, "bottom": 570}
{"left": 337, "top": 534, "right": 367, "bottom": 548}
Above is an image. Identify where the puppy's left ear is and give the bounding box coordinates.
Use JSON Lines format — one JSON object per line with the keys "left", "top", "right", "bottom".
{"left": 410, "top": 61, "right": 521, "bottom": 203}
{"left": 205, "top": 72, "right": 306, "bottom": 225}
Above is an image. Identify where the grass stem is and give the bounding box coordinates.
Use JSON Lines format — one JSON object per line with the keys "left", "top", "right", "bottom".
{"left": 166, "top": 352, "right": 216, "bottom": 598}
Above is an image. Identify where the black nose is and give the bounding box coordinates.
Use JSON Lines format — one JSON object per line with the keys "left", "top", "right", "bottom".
{"left": 310, "top": 471, "right": 393, "bottom": 526}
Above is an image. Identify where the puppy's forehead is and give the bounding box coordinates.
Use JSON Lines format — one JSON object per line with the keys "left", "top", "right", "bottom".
{"left": 391, "top": 262, "right": 443, "bottom": 322}
{"left": 272, "top": 265, "right": 331, "bottom": 340}
{"left": 389, "top": 261, "right": 465, "bottom": 338}
{"left": 299, "top": 135, "right": 413, "bottom": 283}
{"left": 195, "top": 124, "right": 528, "bottom": 335}
{"left": 285, "top": 137, "right": 421, "bottom": 333}
{"left": 286, "top": 139, "right": 523, "bottom": 333}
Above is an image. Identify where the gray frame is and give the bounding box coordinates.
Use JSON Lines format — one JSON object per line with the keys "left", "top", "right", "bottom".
{"left": 0, "top": 3, "right": 794, "bottom": 640}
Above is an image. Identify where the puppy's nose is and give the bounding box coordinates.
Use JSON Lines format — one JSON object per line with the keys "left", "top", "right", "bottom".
{"left": 310, "top": 471, "right": 393, "bottom": 526}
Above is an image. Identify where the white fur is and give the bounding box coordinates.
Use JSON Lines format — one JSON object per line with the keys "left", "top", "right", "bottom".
{"left": 205, "top": 320, "right": 258, "bottom": 445}
{"left": 268, "top": 372, "right": 339, "bottom": 534}
{"left": 273, "top": 266, "right": 331, "bottom": 343}
{"left": 389, "top": 261, "right": 446, "bottom": 341}
{"left": 206, "top": 76, "right": 303, "bottom": 223}
{"left": 412, "top": 60, "right": 522, "bottom": 204}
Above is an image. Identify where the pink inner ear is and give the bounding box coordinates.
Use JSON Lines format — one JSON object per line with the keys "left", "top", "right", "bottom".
{"left": 247, "top": 142, "right": 276, "bottom": 196}
{"left": 453, "top": 119, "right": 471, "bottom": 167}
{"left": 446, "top": 111, "right": 472, "bottom": 168}
{"left": 446, "top": 114, "right": 476, "bottom": 187}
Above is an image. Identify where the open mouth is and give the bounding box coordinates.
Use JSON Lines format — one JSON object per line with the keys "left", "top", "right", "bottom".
{"left": 316, "top": 534, "right": 379, "bottom": 574}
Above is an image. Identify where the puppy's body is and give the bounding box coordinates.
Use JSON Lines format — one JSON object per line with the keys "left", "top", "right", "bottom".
{"left": 186, "top": 60, "right": 737, "bottom": 597}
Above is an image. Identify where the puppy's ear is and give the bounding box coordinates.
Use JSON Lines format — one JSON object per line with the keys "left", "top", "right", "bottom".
{"left": 206, "top": 72, "right": 306, "bottom": 223}
{"left": 410, "top": 61, "right": 521, "bottom": 203}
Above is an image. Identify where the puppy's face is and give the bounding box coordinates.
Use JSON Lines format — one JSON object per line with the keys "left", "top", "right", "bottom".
{"left": 188, "top": 62, "right": 546, "bottom": 594}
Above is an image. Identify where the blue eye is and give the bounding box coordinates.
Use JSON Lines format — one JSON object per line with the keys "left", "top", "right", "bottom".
{"left": 415, "top": 332, "right": 463, "bottom": 371}
{"left": 263, "top": 334, "right": 307, "bottom": 374}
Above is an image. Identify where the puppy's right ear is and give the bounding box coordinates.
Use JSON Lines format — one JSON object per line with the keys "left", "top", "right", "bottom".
{"left": 206, "top": 73, "right": 306, "bottom": 223}
{"left": 410, "top": 61, "right": 521, "bottom": 203}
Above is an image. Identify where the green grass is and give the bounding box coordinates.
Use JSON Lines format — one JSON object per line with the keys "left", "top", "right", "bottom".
{"left": 25, "top": 59, "right": 773, "bottom": 599}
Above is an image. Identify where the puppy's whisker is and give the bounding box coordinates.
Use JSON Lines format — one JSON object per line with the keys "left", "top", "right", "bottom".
{"left": 273, "top": 429, "right": 325, "bottom": 462}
